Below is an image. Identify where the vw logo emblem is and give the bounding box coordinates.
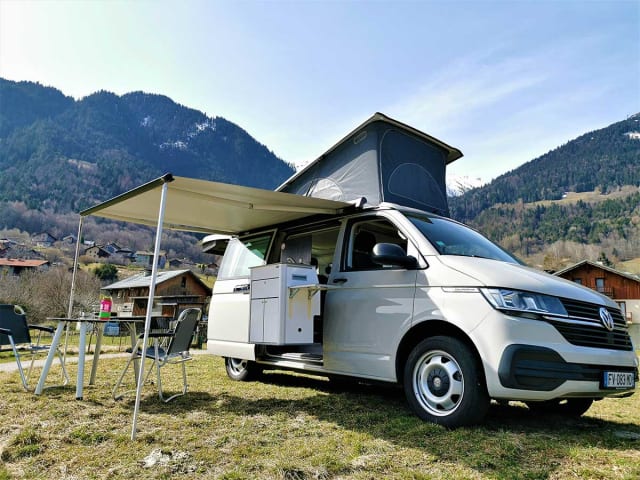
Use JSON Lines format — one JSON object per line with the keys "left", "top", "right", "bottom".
{"left": 599, "top": 307, "right": 615, "bottom": 331}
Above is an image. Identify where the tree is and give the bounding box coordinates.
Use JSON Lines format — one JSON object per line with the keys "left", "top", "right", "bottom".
{"left": 597, "top": 252, "right": 613, "bottom": 267}
{"left": 93, "top": 263, "right": 118, "bottom": 281}
{"left": 0, "top": 266, "right": 102, "bottom": 323}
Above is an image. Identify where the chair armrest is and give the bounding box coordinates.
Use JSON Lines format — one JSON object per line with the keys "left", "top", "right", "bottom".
{"left": 0, "top": 327, "right": 11, "bottom": 335}
{"left": 29, "top": 325, "right": 55, "bottom": 334}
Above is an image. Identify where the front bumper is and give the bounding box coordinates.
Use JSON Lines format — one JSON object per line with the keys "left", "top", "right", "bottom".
{"left": 498, "top": 344, "right": 638, "bottom": 394}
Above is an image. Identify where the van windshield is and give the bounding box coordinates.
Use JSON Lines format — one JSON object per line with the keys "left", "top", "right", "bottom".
{"left": 407, "top": 214, "right": 520, "bottom": 264}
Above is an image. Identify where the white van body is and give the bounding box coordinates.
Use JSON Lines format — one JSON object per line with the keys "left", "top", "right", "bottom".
{"left": 207, "top": 203, "right": 638, "bottom": 427}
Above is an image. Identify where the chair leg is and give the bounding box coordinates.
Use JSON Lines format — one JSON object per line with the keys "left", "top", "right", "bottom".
{"left": 156, "top": 359, "right": 164, "bottom": 402}
{"left": 112, "top": 352, "right": 136, "bottom": 400}
{"left": 113, "top": 343, "right": 157, "bottom": 400}
{"left": 7, "top": 335, "right": 69, "bottom": 391}
{"left": 8, "top": 337, "right": 30, "bottom": 391}
{"left": 159, "top": 359, "right": 189, "bottom": 403}
{"left": 30, "top": 348, "right": 69, "bottom": 387}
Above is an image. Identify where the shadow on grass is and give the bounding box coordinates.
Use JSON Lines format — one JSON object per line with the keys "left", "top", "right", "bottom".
{"left": 199, "top": 371, "right": 640, "bottom": 479}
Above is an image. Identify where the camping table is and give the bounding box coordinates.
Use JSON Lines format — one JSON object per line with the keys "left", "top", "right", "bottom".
{"left": 34, "top": 316, "right": 168, "bottom": 399}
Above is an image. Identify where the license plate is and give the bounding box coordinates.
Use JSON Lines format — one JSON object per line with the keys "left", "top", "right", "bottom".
{"left": 602, "top": 371, "right": 635, "bottom": 389}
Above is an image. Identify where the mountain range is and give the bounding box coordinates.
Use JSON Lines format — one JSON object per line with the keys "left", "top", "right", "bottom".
{"left": 0, "top": 78, "right": 294, "bottom": 212}
{"left": 449, "top": 113, "right": 640, "bottom": 223}
{"left": 0, "top": 77, "right": 638, "bottom": 268}
{"left": 450, "top": 113, "right": 640, "bottom": 268}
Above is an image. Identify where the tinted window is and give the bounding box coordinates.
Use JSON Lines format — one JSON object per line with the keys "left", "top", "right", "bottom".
{"left": 407, "top": 215, "right": 519, "bottom": 264}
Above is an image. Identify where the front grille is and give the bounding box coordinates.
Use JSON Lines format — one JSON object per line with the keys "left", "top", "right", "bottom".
{"left": 546, "top": 299, "right": 634, "bottom": 351}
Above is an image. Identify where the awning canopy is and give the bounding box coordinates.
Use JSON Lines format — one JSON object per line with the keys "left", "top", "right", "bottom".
{"left": 80, "top": 173, "right": 352, "bottom": 235}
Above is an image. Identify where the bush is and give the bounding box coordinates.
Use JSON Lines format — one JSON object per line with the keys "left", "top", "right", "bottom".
{"left": 93, "top": 263, "right": 118, "bottom": 281}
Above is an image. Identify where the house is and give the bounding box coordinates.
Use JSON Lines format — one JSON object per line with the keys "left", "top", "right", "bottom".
{"left": 32, "top": 232, "right": 57, "bottom": 248}
{"left": 0, "top": 258, "right": 49, "bottom": 275}
{"left": 103, "top": 242, "right": 121, "bottom": 254}
{"left": 0, "top": 238, "right": 18, "bottom": 251}
{"left": 62, "top": 234, "right": 77, "bottom": 244}
{"left": 135, "top": 250, "right": 167, "bottom": 269}
{"left": 101, "top": 269, "right": 210, "bottom": 319}
{"left": 83, "top": 245, "right": 111, "bottom": 260}
{"left": 168, "top": 258, "right": 184, "bottom": 268}
{"left": 113, "top": 247, "right": 135, "bottom": 264}
{"left": 0, "top": 244, "right": 45, "bottom": 260}
{"left": 555, "top": 260, "right": 640, "bottom": 346}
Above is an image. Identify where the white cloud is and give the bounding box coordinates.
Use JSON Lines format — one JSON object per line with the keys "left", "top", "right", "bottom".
{"left": 386, "top": 52, "right": 549, "bottom": 134}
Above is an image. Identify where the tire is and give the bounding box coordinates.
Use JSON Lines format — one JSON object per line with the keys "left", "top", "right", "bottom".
{"left": 224, "top": 357, "right": 262, "bottom": 381}
{"left": 403, "top": 336, "right": 489, "bottom": 428}
{"left": 526, "top": 398, "right": 594, "bottom": 417}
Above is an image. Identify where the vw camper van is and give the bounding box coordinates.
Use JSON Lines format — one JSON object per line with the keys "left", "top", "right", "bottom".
{"left": 206, "top": 114, "right": 637, "bottom": 427}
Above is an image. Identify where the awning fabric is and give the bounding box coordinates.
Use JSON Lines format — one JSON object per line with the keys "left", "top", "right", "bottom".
{"left": 80, "top": 173, "right": 352, "bottom": 235}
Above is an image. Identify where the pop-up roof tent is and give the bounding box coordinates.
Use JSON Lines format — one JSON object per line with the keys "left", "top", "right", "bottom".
{"left": 277, "top": 112, "right": 463, "bottom": 216}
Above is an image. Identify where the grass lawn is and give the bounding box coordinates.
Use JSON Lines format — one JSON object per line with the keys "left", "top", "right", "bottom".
{"left": 0, "top": 354, "right": 638, "bottom": 480}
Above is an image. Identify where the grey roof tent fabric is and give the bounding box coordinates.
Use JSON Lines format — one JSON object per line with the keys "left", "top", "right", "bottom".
{"left": 277, "top": 112, "right": 463, "bottom": 216}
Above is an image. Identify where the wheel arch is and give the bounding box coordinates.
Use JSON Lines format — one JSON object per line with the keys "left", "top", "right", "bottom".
{"left": 395, "top": 320, "right": 486, "bottom": 386}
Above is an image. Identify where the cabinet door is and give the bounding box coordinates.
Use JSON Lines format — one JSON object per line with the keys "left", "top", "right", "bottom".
{"left": 249, "top": 299, "right": 265, "bottom": 343}
{"left": 285, "top": 293, "right": 315, "bottom": 343}
{"left": 262, "top": 298, "right": 282, "bottom": 344}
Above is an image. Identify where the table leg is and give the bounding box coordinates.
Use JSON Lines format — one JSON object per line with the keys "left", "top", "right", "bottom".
{"left": 129, "top": 322, "right": 140, "bottom": 383}
{"left": 89, "top": 322, "right": 104, "bottom": 385}
{"left": 34, "top": 321, "right": 65, "bottom": 395}
{"left": 76, "top": 321, "right": 87, "bottom": 399}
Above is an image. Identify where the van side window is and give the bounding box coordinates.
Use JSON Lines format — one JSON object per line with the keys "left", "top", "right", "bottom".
{"left": 345, "top": 219, "right": 408, "bottom": 271}
{"left": 217, "top": 234, "right": 272, "bottom": 279}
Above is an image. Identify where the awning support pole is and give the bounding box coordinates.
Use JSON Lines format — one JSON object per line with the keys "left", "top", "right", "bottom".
{"left": 64, "top": 216, "right": 85, "bottom": 362}
{"left": 131, "top": 181, "right": 169, "bottom": 440}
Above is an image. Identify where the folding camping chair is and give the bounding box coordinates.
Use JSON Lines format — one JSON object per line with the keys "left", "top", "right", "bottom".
{"left": 113, "top": 308, "right": 201, "bottom": 403}
{"left": 0, "top": 304, "right": 69, "bottom": 391}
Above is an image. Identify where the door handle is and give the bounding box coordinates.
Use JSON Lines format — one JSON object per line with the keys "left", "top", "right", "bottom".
{"left": 332, "top": 277, "right": 348, "bottom": 284}
{"left": 233, "top": 284, "right": 250, "bottom": 293}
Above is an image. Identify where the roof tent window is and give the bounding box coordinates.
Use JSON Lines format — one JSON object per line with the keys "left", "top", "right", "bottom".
{"left": 380, "top": 129, "right": 448, "bottom": 214}
{"left": 387, "top": 163, "right": 442, "bottom": 208}
{"left": 305, "top": 178, "right": 344, "bottom": 201}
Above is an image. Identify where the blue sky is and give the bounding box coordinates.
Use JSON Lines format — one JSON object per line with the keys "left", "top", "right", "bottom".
{"left": 1, "top": 0, "right": 638, "bottom": 183}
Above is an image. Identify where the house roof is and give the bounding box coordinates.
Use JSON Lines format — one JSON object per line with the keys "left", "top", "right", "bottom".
{"left": 554, "top": 260, "right": 640, "bottom": 284}
{"left": 0, "top": 258, "right": 49, "bottom": 267}
{"left": 33, "top": 232, "right": 56, "bottom": 240}
{"left": 101, "top": 268, "right": 209, "bottom": 292}
{"left": 84, "top": 245, "right": 110, "bottom": 255}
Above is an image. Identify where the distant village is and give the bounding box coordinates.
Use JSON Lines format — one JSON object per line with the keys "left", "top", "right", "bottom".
{"left": 0, "top": 231, "right": 218, "bottom": 278}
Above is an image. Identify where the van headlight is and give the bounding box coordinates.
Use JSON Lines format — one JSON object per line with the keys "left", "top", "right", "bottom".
{"left": 480, "top": 288, "right": 567, "bottom": 317}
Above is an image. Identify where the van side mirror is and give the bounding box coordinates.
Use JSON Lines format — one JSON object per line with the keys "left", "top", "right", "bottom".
{"left": 372, "top": 243, "right": 418, "bottom": 269}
